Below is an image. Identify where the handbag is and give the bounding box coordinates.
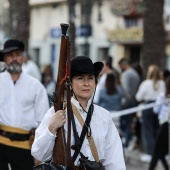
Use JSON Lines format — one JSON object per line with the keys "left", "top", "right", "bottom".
{"left": 79, "top": 153, "right": 105, "bottom": 170}
{"left": 33, "top": 162, "right": 68, "bottom": 170}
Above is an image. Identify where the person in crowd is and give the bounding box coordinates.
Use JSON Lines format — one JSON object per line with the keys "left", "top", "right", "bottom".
{"left": 41, "top": 64, "right": 56, "bottom": 106}
{"left": 94, "top": 55, "right": 119, "bottom": 104}
{"left": 161, "top": 69, "right": 170, "bottom": 80}
{"left": 0, "top": 39, "right": 49, "bottom": 170}
{"left": 31, "top": 56, "right": 126, "bottom": 170}
{"left": 132, "top": 63, "right": 144, "bottom": 83}
{"left": 97, "top": 73, "right": 124, "bottom": 136}
{"left": 147, "top": 69, "right": 170, "bottom": 170}
{"left": 98, "top": 73, "right": 123, "bottom": 112}
{"left": 132, "top": 63, "right": 144, "bottom": 150}
{"left": 118, "top": 58, "right": 140, "bottom": 149}
{"left": 22, "top": 52, "right": 42, "bottom": 81}
{"left": 136, "top": 65, "right": 165, "bottom": 163}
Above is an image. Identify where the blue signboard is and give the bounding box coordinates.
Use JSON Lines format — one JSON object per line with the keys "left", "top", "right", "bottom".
{"left": 50, "top": 28, "right": 62, "bottom": 38}
{"left": 76, "top": 25, "right": 92, "bottom": 37}
{"left": 50, "top": 25, "right": 92, "bottom": 38}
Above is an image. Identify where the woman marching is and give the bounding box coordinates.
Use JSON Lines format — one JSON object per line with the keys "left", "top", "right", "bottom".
{"left": 31, "top": 56, "right": 126, "bottom": 170}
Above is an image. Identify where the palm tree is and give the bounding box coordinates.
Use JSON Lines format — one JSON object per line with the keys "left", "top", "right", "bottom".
{"left": 8, "top": 0, "right": 30, "bottom": 51}
{"left": 141, "top": 0, "right": 165, "bottom": 75}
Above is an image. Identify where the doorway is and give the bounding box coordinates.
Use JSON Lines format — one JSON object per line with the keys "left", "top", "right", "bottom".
{"left": 125, "top": 45, "right": 141, "bottom": 64}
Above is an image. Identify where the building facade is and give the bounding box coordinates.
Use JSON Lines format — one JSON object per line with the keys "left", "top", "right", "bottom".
{"left": 0, "top": 0, "right": 170, "bottom": 74}
{"left": 29, "top": 0, "right": 125, "bottom": 77}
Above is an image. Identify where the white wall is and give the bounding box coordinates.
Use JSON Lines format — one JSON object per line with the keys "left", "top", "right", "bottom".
{"left": 29, "top": 0, "right": 127, "bottom": 77}
{"left": 30, "top": 3, "right": 68, "bottom": 40}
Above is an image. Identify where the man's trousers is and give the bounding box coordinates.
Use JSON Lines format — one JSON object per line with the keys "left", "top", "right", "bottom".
{"left": 0, "top": 144, "right": 34, "bottom": 170}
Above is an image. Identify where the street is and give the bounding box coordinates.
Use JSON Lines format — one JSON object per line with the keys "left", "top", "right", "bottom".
{"left": 125, "top": 148, "right": 166, "bottom": 170}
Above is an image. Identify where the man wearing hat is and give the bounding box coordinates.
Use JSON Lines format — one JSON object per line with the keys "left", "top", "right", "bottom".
{"left": 31, "top": 56, "right": 126, "bottom": 170}
{"left": 0, "top": 39, "right": 49, "bottom": 170}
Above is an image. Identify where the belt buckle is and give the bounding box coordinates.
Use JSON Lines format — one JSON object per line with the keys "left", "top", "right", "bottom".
{"left": 2, "top": 131, "right": 6, "bottom": 136}
{"left": 9, "top": 133, "right": 16, "bottom": 141}
{"left": 0, "top": 130, "right": 15, "bottom": 141}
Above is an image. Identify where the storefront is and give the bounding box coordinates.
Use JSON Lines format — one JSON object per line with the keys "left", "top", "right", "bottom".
{"left": 108, "top": 27, "right": 143, "bottom": 65}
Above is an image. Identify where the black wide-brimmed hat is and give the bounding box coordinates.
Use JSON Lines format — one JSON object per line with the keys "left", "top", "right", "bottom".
{"left": 70, "top": 56, "right": 104, "bottom": 78}
{"left": 0, "top": 39, "right": 25, "bottom": 62}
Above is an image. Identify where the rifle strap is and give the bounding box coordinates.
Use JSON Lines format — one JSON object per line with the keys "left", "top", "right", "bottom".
{"left": 65, "top": 40, "right": 76, "bottom": 169}
{"left": 72, "top": 104, "right": 93, "bottom": 162}
{"left": 72, "top": 104, "right": 99, "bottom": 162}
{"left": 70, "top": 106, "right": 81, "bottom": 151}
{"left": 66, "top": 83, "right": 71, "bottom": 158}
{"left": 66, "top": 40, "right": 71, "bottom": 155}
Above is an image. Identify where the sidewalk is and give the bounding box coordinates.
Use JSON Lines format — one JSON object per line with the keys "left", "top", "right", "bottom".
{"left": 125, "top": 148, "right": 166, "bottom": 170}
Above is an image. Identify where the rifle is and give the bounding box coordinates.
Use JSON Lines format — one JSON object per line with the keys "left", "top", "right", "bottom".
{"left": 33, "top": 23, "right": 74, "bottom": 170}
{"left": 52, "top": 23, "right": 74, "bottom": 169}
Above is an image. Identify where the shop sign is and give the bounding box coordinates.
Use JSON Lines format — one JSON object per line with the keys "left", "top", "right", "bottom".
{"left": 30, "top": 0, "right": 65, "bottom": 6}
{"left": 108, "top": 27, "right": 143, "bottom": 42}
{"left": 110, "top": 0, "right": 144, "bottom": 16}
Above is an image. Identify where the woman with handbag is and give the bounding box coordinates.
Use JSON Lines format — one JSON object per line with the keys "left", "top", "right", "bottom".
{"left": 31, "top": 56, "right": 126, "bottom": 170}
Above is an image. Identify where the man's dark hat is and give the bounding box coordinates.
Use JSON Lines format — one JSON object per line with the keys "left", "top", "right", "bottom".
{"left": 71, "top": 56, "right": 104, "bottom": 78}
{"left": 0, "top": 39, "right": 25, "bottom": 62}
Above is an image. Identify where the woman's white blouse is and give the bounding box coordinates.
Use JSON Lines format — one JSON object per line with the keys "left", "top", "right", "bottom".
{"left": 136, "top": 80, "right": 165, "bottom": 101}
{"left": 31, "top": 97, "right": 126, "bottom": 170}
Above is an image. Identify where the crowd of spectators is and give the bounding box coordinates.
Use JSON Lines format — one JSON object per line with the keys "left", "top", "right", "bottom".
{"left": 94, "top": 55, "right": 169, "bottom": 170}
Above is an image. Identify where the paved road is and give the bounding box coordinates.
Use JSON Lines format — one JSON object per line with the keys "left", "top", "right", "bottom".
{"left": 125, "top": 149, "right": 166, "bottom": 170}
{"left": 126, "top": 161, "right": 164, "bottom": 170}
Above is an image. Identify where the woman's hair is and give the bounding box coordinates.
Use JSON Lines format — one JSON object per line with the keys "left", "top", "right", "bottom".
{"left": 105, "top": 73, "right": 117, "bottom": 95}
{"left": 165, "top": 74, "right": 170, "bottom": 97}
{"left": 41, "top": 64, "right": 54, "bottom": 85}
{"left": 162, "top": 69, "right": 170, "bottom": 80}
{"left": 105, "top": 56, "right": 113, "bottom": 70}
{"left": 146, "top": 65, "right": 161, "bottom": 90}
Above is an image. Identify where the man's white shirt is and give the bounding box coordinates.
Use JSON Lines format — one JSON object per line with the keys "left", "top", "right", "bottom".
{"left": 0, "top": 71, "right": 49, "bottom": 130}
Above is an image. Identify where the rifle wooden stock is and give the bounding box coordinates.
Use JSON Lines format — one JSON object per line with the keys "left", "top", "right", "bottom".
{"left": 52, "top": 23, "right": 69, "bottom": 166}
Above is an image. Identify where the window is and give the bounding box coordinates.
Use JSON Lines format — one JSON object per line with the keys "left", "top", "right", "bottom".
{"left": 124, "top": 18, "right": 138, "bottom": 27}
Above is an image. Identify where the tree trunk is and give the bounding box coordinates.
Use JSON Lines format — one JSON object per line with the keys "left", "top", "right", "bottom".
{"left": 68, "top": 0, "right": 76, "bottom": 59}
{"left": 80, "top": 0, "right": 92, "bottom": 25}
{"left": 8, "top": 0, "right": 30, "bottom": 51}
{"left": 80, "top": 0, "right": 93, "bottom": 57}
{"left": 141, "top": 0, "right": 165, "bottom": 75}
